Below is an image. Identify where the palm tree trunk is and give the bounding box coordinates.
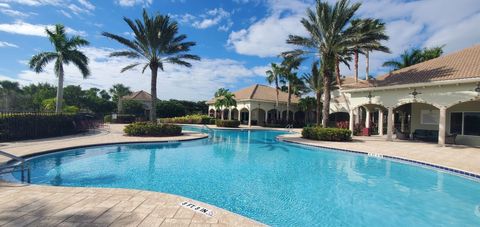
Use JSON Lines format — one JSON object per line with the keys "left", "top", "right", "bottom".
{"left": 275, "top": 78, "right": 279, "bottom": 123}
{"left": 366, "top": 51, "right": 370, "bottom": 80}
{"left": 55, "top": 63, "right": 64, "bottom": 113}
{"left": 287, "top": 82, "right": 291, "bottom": 123}
{"left": 150, "top": 65, "right": 158, "bottom": 123}
{"left": 316, "top": 91, "right": 321, "bottom": 126}
{"left": 322, "top": 68, "right": 331, "bottom": 128}
{"left": 354, "top": 49, "right": 359, "bottom": 83}
{"left": 335, "top": 58, "right": 341, "bottom": 88}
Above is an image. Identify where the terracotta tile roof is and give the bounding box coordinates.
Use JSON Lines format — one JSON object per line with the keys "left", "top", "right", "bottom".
{"left": 207, "top": 84, "right": 300, "bottom": 104}
{"left": 341, "top": 44, "right": 480, "bottom": 90}
{"left": 121, "top": 90, "right": 152, "bottom": 101}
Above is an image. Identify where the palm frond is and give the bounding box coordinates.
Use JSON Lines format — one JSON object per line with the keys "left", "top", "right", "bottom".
{"left": 29, "top": 52, "right": 58, "bottom": 73}
{"left": 121, "top": 63, "right": 141, "bottom": 73}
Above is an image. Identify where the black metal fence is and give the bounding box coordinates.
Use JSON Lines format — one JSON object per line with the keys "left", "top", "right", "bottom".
{"left": 0, "top": 112, "right": 103, "bottom": 142}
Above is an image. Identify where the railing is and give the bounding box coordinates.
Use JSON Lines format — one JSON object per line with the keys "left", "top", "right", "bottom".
{"left": 203, "top": 124, "right": 214, "bottom": 133}
{"left": 0, "top": 150, "right": 30, "bottom": 183}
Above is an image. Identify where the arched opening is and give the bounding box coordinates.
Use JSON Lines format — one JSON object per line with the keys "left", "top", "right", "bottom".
{"left": 352, "top": 104, "right": 387, "bottom": 136}
{"left": 267, "top": 109, "right": 279, "bottom": 124}
{"left": 222, "top": 109, "right": 230, "bottom": 120}
{"left": 294, "top": 111, "right": 306, "bottom": 124}
{"left": 239, "top": 108, "right": 249, "bottom": 124}
{"left": 251, "top": 108, "right": 266, "bottom": 126}
{"left": 328, "top": 112, "right": 349, "bottom": 128}
{"left": 215, "top": 109, "right": 221, "bottom": 119}
{"left": 231, "top": 108, "right": 239, "bottom": 120}
{"left": 446, "top": 99, "right": 480, "bottom": 146}
{"left": 394, "top": 102, "right": 439, "bottom": 142}
{"left": 281, "top": 110, "right": 294, "bottom": 122}
{"left": 209, "top": 109, "right": 215, "bottom": 117}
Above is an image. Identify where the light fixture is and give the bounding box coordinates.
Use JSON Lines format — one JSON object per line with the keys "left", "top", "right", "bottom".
{"left": 367, "top": 91, "right": 373, "bottom": 103}
{"left": 409, "top": 89, "right": 421, "bottom": 99}
{"left": 475, "top": 82, "right": 480, "bottom": 93}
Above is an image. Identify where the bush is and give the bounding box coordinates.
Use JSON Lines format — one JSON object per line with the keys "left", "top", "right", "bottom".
{"left": 0, "top": 113, "right": 98, "bottom": 141}
{"left": 302, "top": 127, "right": 352, "bottom": 141}
{"left": 124, "top": 122, "right": 182, "bottom": 137}
{"left": 159, "top": 114, "right": 214, "bottom": 124}
{"left": 121, "top": 100, "right": 145, "bottom": 117}
{"left": 215, "top": 119, "right": 240, "bottom": 128}
{"left": 104, "top": 114, "right": 112, "bottom": 123}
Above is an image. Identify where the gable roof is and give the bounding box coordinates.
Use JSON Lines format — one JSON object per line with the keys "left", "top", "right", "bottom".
{"left": 342, "top": 44, "right": 480, "bottom": 90}
{"left": 207, "top": 84, "right": 300, "bottom": 104}
{"left": 121, "top": 90, "right": 152, "bottom": 101}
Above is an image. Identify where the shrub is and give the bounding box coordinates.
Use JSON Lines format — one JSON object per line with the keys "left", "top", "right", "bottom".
{"left": 302, "top": 127, "right": 352, "bottom": 141}
{"left": 124, "top": 122, "right": 182, "bottom": 137}
{"left": 215, "top": 119, "right": 240, "bottom": 128}
{"left": 159, "top": 114, "right": 214, "bottom": 125}
{"left": 121, "top": 100, "right": 145, "bottom": 117}
{"left": 104, "top": 114, "right": 112, "bottom": 123}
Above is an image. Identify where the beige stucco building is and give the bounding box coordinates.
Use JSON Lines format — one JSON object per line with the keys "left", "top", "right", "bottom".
{"left": 207, "top": 84, "right": 302, "bottom": 126}
{"left": 332, "top": 44, "right": 480, "bottom": 147}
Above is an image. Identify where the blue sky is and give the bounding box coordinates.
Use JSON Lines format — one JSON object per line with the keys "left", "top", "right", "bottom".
{"left": 0, "top": 0, "right": 479, "bottom": 100}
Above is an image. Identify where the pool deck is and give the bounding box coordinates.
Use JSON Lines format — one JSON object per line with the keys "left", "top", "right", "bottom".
{"left": 278, "top": 133, "right": 480, "bottom": 176}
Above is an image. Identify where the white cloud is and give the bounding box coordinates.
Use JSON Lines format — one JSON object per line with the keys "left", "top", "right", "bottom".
{"left": 9, "top": 47, "right": 265, "bottom": 100}
{"left": 174, "top": 8, "right": 233, "bottom": 31}
{"left": 77, "top": 0, "right": 94, "bottom": 11}
{"left": 0, "top": 21, "right": 86, "bottom": 37}
{"left": 0, "top": 41, "right": 18, "bottom": 48}
{"left": 1, "top": 0, "right": 94, "bottom": 17}
{"left": 115, "top": 0, "right": 152, "bottom": 7}
{"left": 0, "top": 7, "right": 29, "bottom": 17}
{"left": 58, "top": 9, "right": 72, "bottom": 18}
{"left": 0, "top": 0, "right": 62, "bottom": 6}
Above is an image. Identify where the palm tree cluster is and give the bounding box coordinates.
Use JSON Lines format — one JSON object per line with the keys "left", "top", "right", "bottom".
{"left": 275, "top": 0, "right": 390, "bottom": 127}
{"left": 213, "top": 88, "right": 236, "bottom": 120}
{"left": 383, "top": 46, "right": 444, "bottom": 70}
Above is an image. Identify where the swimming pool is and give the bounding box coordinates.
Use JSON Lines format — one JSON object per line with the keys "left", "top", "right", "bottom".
{"left": 12, "top": 127, "right": 480, "bottom": 226}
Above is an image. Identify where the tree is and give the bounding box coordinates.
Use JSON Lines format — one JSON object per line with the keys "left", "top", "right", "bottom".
{"left": 156, "top": 100, "right": 186, "bottom": 118}
{"left": 349, "top": 19, "right": 389, "bottom": 82}
{"left": 121, "top": 100, "right": 145, "bottom": 116}
{"left": 109, "top": 84, "right": 132, "bottom": 103}
{"left": 0, "top": 80, "right": 22, "bottom": 111}
{"left": 279, "top": 55, "right": 303, "bottom": 123}
{"left": 214, "top": 88, "right": 229, "bottom": 98}
{"left": 302, "top": 61, "right": 323, "bottom": 125}
{"left": 214, "top": 91, "right": 236, "bottom": 120}
{"left": 383, "top": 46, "right": 443, "bottom": 70}
{"left": 266, "top": 63, "right": 282, "bottom": 110}
{"left": 286, "top": 0, "right": 362, "bottom": 127}
{"left": 22, "top": 83, "right": 56, "bottom": 111}
{"left": 63, "top": 85, "right": 84, "bottom": 107}
{"left": 103, "top": 9, "right": 200, "bottom": 122}
{"left": 29, "top": 24, "right": 90, "bottom": 113}
{"left": 298, "top": 97, "right": 316, "bottom": 124}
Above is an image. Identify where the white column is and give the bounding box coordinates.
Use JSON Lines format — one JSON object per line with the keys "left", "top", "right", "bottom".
{"left": 228, "top": 108, "right": 232, "bottom": 120}
{"left": 387, "top": 107, "right": 394, "bottom": 141}
{"left": 438, "top": 106, "right": 446, "bottom": 146}
{"left": 238, "top": 110, "right": 241, "bottom": 122}
{"left": 400, "top": 112, "right": 406, "bottom": 132}
{"left": 378, "top": 110, "right": 384, "bottom": 136}
{"left": 248, "top": 109, "right": 252, "bottom": 127}
{"left": 265, "top": 110, "right": 268, "bottom": 125}
{"left": 349, "top": 109, "right": 354, "bottom": 132}
{"left": 365, "top": 109, "right": 371, "bottom": 128}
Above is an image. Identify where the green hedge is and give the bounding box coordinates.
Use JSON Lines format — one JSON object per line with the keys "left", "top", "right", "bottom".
{"left": 215, "top": 119, "right": 240, "bottom": 128}
{"left": 124, "top": 122, "right": 182, "bottom": 137}
{"left": 302, "top": 127, "right": 352, "bottom": 141}
{"left": 104, "top": 114, "right": 136, "bottom": 124}
{"left": 0, "top": 113, "right": 97, "bottom": 141}
{"left": 159, "top": 114, "right": 214, "bottom": 124}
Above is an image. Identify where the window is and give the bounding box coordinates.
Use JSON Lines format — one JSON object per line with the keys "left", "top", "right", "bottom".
{"left": 450, "top": 112, "right": 462, "bottom": 134}
{"left": 449, "top": 112, "right": 480, "bottom": 136}
{"left": 464, "top": 112, "right": 480, "bottom": 136}
{"left": 420, "top": 109, "right": 439, "bottom": 125}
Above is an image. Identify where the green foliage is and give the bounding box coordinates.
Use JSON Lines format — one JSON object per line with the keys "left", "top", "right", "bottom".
{"left": 63, "top": 105, "right": 79, "bottom": 113}
{"left": 383, "top": 46, "right": 444, "bottom": 70}
{"left": 104, "top": 114, "right": 112, "bottom": 123}
{"left": 215, "top": 119, "right": 240, "bottom": 128}
{"left": 121, "top": 100, "right": 145, "bottom": 116}
{"left": 160, "top": 114, "right": 214, "bottom": 124}
{"left": 156, "top": 100, "right": 186, "bottom": 118}
{"left": 109, "top": 84, "right": 132, "bottom": 103}
{"left": 0, "top": 113, "right": 92, "bottom": 141}
{"left": 42, "top": 98, "right": 57, "bottom": 111}
{"left": 124, "top": 122, "right": 182, "bottom": 137}
{"left": 302, "top": 127, "right": 352, "bottom": 141}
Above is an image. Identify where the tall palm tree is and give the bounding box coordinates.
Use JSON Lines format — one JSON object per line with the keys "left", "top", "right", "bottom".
{"left": 280, "top": 55, "right": 303, "bottom": 123}
{"left": 362, "top": 19, "right": 390, "bottom": 80}
{"left": 286, "top": 0, "right": 361, "bottom": 127}
{"left": 265, "top": 63, "right": 282, "bottom": 110}
{"left": 222, "top": 93, "right": 237, "bottom": 120}
{"left": 0, "top": 81, "right": 22, "bottom": 111}
{"left": 103, "top": 9, "right": 200, "bottom": 122}
{"left": 214, "top": 88, "right": 229, "bottom": 98}
{"left": 29, "top": 24, "right": 90, "bottom": 113}
{"left": 298, "top": 97, "right": 316, "bottom": 124}
{"left": 302, "top": 61, "right": 323, "bottom": 125}
{"left": 349, "top": 18, "right": 389, "bottom": 82}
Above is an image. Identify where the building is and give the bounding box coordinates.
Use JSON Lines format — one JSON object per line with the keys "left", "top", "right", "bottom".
{"left": 331, "top": 44, "right": 480, "bottom": 146}
{"left": 118, "top": 90, "right": 153, "bottom": 116}
{"left": 207, "top": 84, "right": 302, "bottom": 126}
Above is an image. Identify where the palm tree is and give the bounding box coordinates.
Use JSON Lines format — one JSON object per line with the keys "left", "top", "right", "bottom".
{"left": 214, "top": 90, "right": 236, "bottom": 120}
{"left": 382, "top": 46, "right": 443, "bottom": 70}
{"left": 349, "top": 18, "right": 389, "bottom": 82}
{"left": 265, "top": 63, "right": 282, "bottom": 110}
{"left": 361, "top": 19, "right": 390, "bottom": 80}
{"left": 302, "top": 61, "right": 323, "bottom": 125}
{"left": 222, "top": 93, "right": 237, "bottom": 120}
{"left": 29, "top": 24, "right": 90, "bottom": 113}
{"left": 298, "top": 97, "right": 316, "bottom": 124}
{"left": 0, "top": 81, "right": 22, "bottom": 111}
{"left": 286, "top": 0, "right": 361, "bottom": 127}
{"left": 214, "top": 88, "right": 229, "bottom": 98}
{"left": 280, "top": 55, "right": 303, "bottom": 123}
{"left": 102, "top": 9, "right": 200, "bottom": 122}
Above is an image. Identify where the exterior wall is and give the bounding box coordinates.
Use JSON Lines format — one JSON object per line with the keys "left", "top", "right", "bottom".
{"left": 410, "top": 103, "right": 439, "bottom": 132}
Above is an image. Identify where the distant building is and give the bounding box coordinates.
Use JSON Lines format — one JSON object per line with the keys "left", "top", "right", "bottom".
{"left": 118, "top": 90, "right": 153, "bottom": 116}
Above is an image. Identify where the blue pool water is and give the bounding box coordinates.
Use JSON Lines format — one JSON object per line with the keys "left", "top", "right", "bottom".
{"left": 12, "top": 127, "right": 480, "bottom": 226}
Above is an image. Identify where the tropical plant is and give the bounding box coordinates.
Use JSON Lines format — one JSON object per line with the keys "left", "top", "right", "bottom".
{"left": 349, "top": 18, "right": 389, "bottom": 81}
{"left": 109, "top": 84, "right": 132, "bottom": 103}
{"left": 0, "top": 81, "right": 22, "bottom": 111}
{"left": 102, "top": 9, "right": 200, "bottom": 122}
{"left": 279, "top": 55, "right": 303, "bottom": 123}
{"left": 382, "top": 46, "right": 443, "bottom": 70}
{"left": 214, "top": 88, "right": 229, "bottom": 98}
{"left": 286, "top": 0, "right": 362, "bottom": 127}
{"left": 29, "top": 24, "right": 90, "bottom": 113}
{"left": 214, "top": 90, "right": 236, "bottom": 120}
{"left": 266, "top": 63, "right": 282, "bottom": 109}
{"left": 298, "top": 97, "right": 316, "bottom": 124}
{"left": 302, "top": 61, "right": 323, "bottom": 125}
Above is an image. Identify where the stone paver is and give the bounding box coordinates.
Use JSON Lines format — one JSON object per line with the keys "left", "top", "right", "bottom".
{"left": 0, "top": 183, "right": 264, "bottom": 227}
{"left": 279, "top": 133, "right": 480, "bottom": 175}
